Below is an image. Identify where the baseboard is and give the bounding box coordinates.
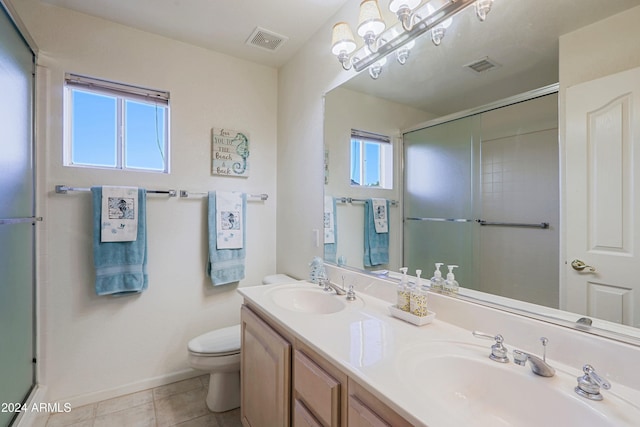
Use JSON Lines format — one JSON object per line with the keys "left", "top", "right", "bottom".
{"left": 14, "top": 385, "right": 49, "bottom": 427}
{"left": 39, "top": 369, "right": 202, "bottom": 410}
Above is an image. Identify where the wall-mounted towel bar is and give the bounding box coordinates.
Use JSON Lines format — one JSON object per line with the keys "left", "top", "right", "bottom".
{"left": 179, "top": 190, "right": 268, "bottom": 200}
{"left": 406, "top": 217, "right": 474, "bottom": 222}
{"left": 55, "top": 185, "right": 177, "bottom": 197}
{"left": 337, "top": 197, "right": 399, "bottom": 207}
{"left": 477, "top": 220, "right": 549, "bottom": 229}
{"left": 0, "top": 217, "right": 43, "bottom": 225}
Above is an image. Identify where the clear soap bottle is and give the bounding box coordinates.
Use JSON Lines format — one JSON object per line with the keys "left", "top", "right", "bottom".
{"left": 444, "top": 265, "right": 459, "bottom": 294}
{"left": 410, "top": 269, "right": 428, "bottom": 317}
{"left": 430, "top": 263, "right": 445, "bottom": 292}
{"left": 397, "top": 267, "right": 410, "bottom": 312}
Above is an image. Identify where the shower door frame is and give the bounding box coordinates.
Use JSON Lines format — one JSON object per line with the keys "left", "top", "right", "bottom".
{"left": 0, "top": 2, "right": 38, "bottom": 425}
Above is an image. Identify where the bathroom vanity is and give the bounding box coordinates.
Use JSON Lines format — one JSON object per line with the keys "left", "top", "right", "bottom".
{"left": 240, "top": 303, "right": 411, "bottom": 426}
{"left": 238, "top": 268, "right": 640, "bottom": 426}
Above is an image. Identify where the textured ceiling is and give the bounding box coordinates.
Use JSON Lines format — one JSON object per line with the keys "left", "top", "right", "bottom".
{"left": 341, "top": 0, "right": 640, "bottom": 115}
{"left": 40, "top": 0, "right": 349, "bottom": 68}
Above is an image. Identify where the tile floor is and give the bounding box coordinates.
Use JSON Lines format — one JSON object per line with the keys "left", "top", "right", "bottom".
{"left": 43, "top": 375, "right": 241, "bottom": 427}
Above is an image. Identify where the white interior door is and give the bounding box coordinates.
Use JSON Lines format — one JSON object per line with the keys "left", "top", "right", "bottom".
{"left": 564, "top": 66, "right": 640, "bottom": 327}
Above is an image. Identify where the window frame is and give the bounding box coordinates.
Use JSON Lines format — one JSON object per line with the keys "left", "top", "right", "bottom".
{"left": 350, "top": 129, "right": 393, "bottom": 189}
{"left": 63, "top": 73, "right": 170, "bottom": 173}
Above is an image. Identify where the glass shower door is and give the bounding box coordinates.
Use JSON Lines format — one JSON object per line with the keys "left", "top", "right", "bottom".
{"left": 403, "top": 115, "right": 480, "bottom": 289}
{"left": 0, "top": 4, "right": 36, "bottom": 426}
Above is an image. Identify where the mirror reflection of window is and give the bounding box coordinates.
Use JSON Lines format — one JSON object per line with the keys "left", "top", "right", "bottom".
{"left": 350, "top": 129, "right": 392, "bottom": 189}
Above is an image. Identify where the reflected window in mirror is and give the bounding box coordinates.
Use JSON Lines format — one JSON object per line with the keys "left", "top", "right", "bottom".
{"left": 350, "top": 129, "right": 392, "bottom": 189}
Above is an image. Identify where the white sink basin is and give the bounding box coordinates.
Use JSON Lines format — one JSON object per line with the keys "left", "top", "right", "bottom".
{"left": 395, "top": 341, "right": 640, "bottom": 427}
{"left": 266, "top": 284, "right": 363, "bottom": 314}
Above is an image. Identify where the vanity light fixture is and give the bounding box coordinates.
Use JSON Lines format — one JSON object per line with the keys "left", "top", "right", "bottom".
{"left": 426, "top": 1, "right": 453, "bottom": 46}
{"left": 331, "top": 0, "right": 495, "bottom": 79}
{"left": 369, "top": 56, "right": 387, "bottom": 79}
{"left": 357, "top": 0, "right": 387, "bottom": 52}
{"left": 396, "top": 40, "right": 415, "bottom": 65}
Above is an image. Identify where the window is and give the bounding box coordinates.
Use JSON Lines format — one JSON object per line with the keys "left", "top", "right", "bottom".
{"left": 350, "top": 129, "right": 392, "bottom": 189}
{"left": 64, "top": 73, "right": 170, "bottom": 172}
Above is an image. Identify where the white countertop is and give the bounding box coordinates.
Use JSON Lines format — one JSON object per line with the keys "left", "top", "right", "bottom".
{"left": 238, "top": 280, "right": 640, "bottom": 427}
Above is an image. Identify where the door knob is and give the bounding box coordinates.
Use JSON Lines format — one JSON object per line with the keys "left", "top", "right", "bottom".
{"left": 571, "top": 259, "right": 596, "bottom": 272}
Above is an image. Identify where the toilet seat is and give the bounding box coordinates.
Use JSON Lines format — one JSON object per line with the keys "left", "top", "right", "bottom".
{"left": 188, "top": 324, "right": 241, "bottom": 356}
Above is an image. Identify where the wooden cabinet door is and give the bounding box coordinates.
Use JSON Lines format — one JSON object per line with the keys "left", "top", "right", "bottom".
{"left": 241, "top": 306, "right": 291, "bottom": 427}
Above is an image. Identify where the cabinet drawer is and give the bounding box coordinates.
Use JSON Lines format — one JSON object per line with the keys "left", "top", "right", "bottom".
{"left": 347, "top": 396, "right": 390, "bottom": 427}
{"left": 294, "top": 350, "right": 340, "bottom": 426}
{"left": 294, "top": 399, "right": 323, "bottom": 427}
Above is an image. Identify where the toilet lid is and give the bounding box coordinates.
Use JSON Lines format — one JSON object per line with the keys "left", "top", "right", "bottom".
{"left": 188, "top": 324, "right": 241, "bottom": 355}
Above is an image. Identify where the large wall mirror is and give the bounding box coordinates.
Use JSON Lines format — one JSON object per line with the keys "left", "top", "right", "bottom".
{"left": 323, "top": 0, "right": 640, "bottom": 344}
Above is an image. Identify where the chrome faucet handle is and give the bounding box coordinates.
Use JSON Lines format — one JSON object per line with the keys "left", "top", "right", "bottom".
{"left": 472, "top": 331, "right": 509, "bottom": 363}
{"left": 346, "top": 283, "right": 356, "bottom": 301}
{"left": 575, "top": 364, "right": 611, "bottom": 401}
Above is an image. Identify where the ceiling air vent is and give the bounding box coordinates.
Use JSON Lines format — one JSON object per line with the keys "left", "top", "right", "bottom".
{"left": 465, "top": 57, "right": 501, "bottom": 73}
{"left": 246, "top": 27, "right": 288, "bottom": 52}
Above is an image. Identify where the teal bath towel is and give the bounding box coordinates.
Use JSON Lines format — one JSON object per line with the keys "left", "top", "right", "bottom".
{"left": 364, "top": 199, "right": 389, "bottom": 267}
{"left": 207, "top": 191, "right": 246, "bottom": 286}
{"left": 91, "top": 187, "right": 148, "bottom": 296}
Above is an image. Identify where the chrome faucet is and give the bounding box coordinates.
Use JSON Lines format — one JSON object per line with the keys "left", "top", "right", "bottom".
{"left": 321, "top": 278, "right": 346, "bottom": 296}
{"left": 513, "top": 337, "right": 555, "bottom": 377}
{"left": 575, "top": 364, "right": 611, "bottom": 401}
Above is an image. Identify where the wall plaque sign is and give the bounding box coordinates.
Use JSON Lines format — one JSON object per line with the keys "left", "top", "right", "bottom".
{"left": 211, "top": 127, "right": 250, "bottom": 177}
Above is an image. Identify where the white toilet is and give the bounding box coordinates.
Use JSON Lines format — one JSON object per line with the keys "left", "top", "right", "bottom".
{"left": 187, "top": 274, "right": 296, "bottom": 412}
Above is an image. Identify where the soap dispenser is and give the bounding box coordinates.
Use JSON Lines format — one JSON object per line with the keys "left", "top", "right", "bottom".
{"left": 397, "top": 267, "right": 410, "bottom": 312}
{"left": 410, "top": 269, "right": 428, "bottom": 317}
{"left": 430, "top": 263, "right": 445, "bottom": 292}
{"left": 444, "top": 265, "right": 459, "bottom": 294}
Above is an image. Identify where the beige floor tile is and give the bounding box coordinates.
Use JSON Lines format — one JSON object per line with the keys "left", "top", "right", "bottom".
{"left": 174, "top": 413, "right": 220, "bottom": 427}
{"left": 46, "top": 404, "right": 95, "bottom": 427}
{"left": 199, "top": 375, "right": 209, "bottom": 390}
{"left": 153, "top": 377, "right": 203, "bottom": 401}
{"left": 96, "top": 389, "right": 154, "bottom": 416}
{"left": 154, "top": 388, "right": 210, "bottom": 427}
{"left": 214, "top": 408, "right": 241, "bottom": 427}
{"left": 93, "top": 401, "right": 155, "bottom": 427}
{"left": 53, "top": 421, "right": 94, "bottom": 427}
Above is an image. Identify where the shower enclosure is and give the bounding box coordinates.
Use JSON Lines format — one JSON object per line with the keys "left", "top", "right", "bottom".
{"left": 403, "top": 93, "right": 559, "bottom": 307}
{"left": 0, "top": 3, "right": 36, "bottom": 426}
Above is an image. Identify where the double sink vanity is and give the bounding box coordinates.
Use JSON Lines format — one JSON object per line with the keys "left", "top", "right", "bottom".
{"left": 237, "top": 266, "right": 640, "bottom": 426}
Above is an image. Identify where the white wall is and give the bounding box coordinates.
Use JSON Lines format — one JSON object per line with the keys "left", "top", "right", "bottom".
{"left": 12, "top": 0, "right": 278, "bottom": 404}
{"left": 276, "top": 1, "right": 361, "bottom": 280}
{"left": 324, "top": 87, "right": 433, "bottom": 271}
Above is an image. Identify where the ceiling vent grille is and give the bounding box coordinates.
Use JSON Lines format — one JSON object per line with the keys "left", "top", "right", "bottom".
{"left": 246, "top": 27, "right": 288, "bottom": 52}
{"left": 465, "top": 57, "right": 501, "bottom": 73}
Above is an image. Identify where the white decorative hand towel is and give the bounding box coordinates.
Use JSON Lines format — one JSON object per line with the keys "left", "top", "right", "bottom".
{"left": 372, "top": 198, "right": 388, "bottom": 233}
{"left": 101, "top": 186, "right": 139, "bottom": 242}
{"left": 324, "top": 195, "right": 336, "bottom": 244}
{"left": 216, "top": 191, "right": 244, "bottom": 249}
